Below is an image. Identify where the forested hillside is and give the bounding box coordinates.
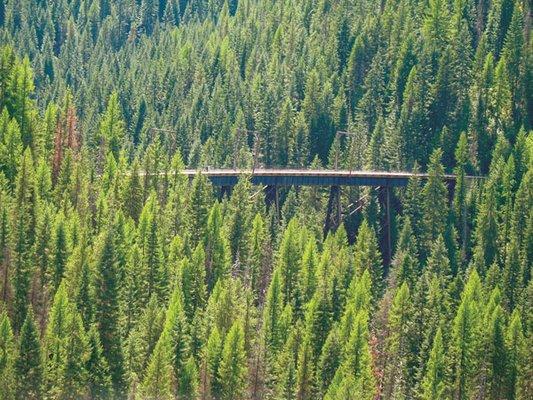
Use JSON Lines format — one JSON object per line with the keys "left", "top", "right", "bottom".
{"left": 0, "top": 0, "right": 531, "bottom": 399}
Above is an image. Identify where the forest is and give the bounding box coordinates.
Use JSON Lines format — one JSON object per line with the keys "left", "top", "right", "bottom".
{"left": 0, "top": 0, "right": 531, "bottom": 399}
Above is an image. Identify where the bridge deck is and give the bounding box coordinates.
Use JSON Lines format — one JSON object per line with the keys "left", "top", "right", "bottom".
{"left": 178, "top": 169, "right": 481, "bottom": 187}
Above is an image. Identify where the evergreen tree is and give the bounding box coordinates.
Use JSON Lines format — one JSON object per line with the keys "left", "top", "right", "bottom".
{"left": 277, "top": 218, "right": 303, "bottom": 307}
{"left": 179, "top": 356, "right": 199, "bottom": 399}
{"left": 202, "top": 326, "right": 223, "bottom": 399}
{"left": 383, "top": 282, "right": 414, "bottom": 399}
{"left": 391, "top": 217, "right": 419, "bottom": 288}
{"left": 325, "top": 311, "right": 375, "bottom": 400}
{"left": 51, "top": 213, "right": 68, "bottom": 292}
{"left": 353, "top": 219, "right": 382, "bottom": 304}
{"left": 403, "top": 163, "right": 424, "bottom": 246}
{"left": 263, "top": 269, "right": 285, "bottom": 355}
{"left": 316, "top": 327, "right": 341, "bottom": 397}
{"left": 505, "top": 310, "right": 526, "bottom": 400}
{"left": 0, "top": 311, "right": 15, "bottom": 400}
{"left": 453, "top": 132, "right": 469, "bottom": 258}
{"left": 12, "top": 148, "right": 36, "bottom": 331}
{"left": 421, "top": 327, "right": 446, "bottom": 400}
{"left": 15, "top": 309, "right": 42, "bottom": 400}
{"left": 86, "top": 324, "right": 113, "bottom": 400}
{"left": 218, "top": 320, "right": 248, "bottom": 400}
{"left": 94, "top": 230, "right": 125, "bottom": 396}
{"left": 421, "top": 148, "right": 448, "bottom": 257}
{"left": 98, "top": 92, "right": 126, "bottom": 159}
{"left": 205, "top": 201, "right": 230, "bottom": 291}
{"left": 248, "top": 212, "right": 269, "bottom": 300}
{"left": 450, "top": 270, "right": 482, "bottom": 400}
{"left": 44, "top": 282, "right": 89, "bottom": 399}
{"left": 139, "top": 330, "right": 174, "bottom": 400}
{"left": 0, "top": 117, "right": 22, "bottom": 186}
{"left": 188, "top": 172, "right": 213, "bottom": 246}
{"left": 181, "top": 244, "right": 207, "bottom": 321}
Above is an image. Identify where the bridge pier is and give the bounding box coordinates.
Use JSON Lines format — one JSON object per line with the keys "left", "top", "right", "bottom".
{"left": 324, "top": 185, "right": 341, "bottom": 235}
{"left": 265, "top": 185, "right": 279, "bottom": 219}
{"left": 220, "top": 185, "right": 232, "bottom": 199}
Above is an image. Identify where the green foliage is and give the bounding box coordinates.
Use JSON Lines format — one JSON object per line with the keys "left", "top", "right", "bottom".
{"left": 44, "top": 282, "right": 90, "bottom": 399}
{"left": 0, "top": 311, "right": 15, "bottom": 400}
{"left": 98, "top": 92, "right": 126, "bottom": 159}
{"left": 0, "top": 2, "right": 529, "bottom": 399}
{"left": 218, "top": 320, "right": 247, "bottom": 400}
{"left": 94, "top": 230, "right": 125, "bottom": 395}
{"left": 15, "top": 309, "right": 42, "bottom": 400}
{"left": 421, "top": 327, "right": 446, "bottom": 400}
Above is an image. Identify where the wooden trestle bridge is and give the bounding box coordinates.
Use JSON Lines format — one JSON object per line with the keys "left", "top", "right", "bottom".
{"left": 173, "top": 168, "right": 483, "bottom": 266}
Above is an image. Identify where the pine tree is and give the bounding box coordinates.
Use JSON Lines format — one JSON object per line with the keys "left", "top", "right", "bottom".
{"left": 0, "top": 117, "right": 22, "bottom": 186}
{"left": 227, "top": 176, "right": 254, "bottom": 265}
{"left": 304, "top": 279, "right": 332, "bottom": 362}
{"left": 139, "top": 330, "right": 174, "bottom": 400}
{"left": 12, "top": 148, "right": 36, "bottom": 331}
{"left": 502, "top": 231, "right": 521, "bottom": 311}
{"left": 181, "top": 244, "right": 207, "bottom": 321}
{"left": 383, "top": 282, "right": 414, "bottom": 399}
{"left": 474, "top": 181, "right": 499, "bottom": 273}
{"left": 51, "top": 213, "right": 68, "bottom": 292}
{"left": 391, "top": 217, "right": 419, "bottom": 288}
{"left": 316, "top": 327, "right": 341, "bottom": 397}
{"left": 403, "top": 163, "right": 424, "bottom": 246}
{"left": 505, "top": 310, "right": 526, "bottom": 400}
{"left": 179, "top": 356, "right": 199, "bottom": 399}
{"left": 94, "top": 229, "right": 125, "bottom": 396}
{"left": 123, "top": 160, "right": 143, "bottom": 223}
{"left": 421, "top": 327, "right": 446, "bottom": 400}
{"left": 166, "top": 286, "right": 190, "bottom": 388}
{"left": 74, "top": 241, "right": 93, "bottom": 327}
{"left": 98, "top": 92, "right": 125, "bottom": 159}
{"left": 205, "top": 201, "right": 230, "bottom": 291}
{"left": 15, "top": 309, "right": 42, "bottom": 400}
{"left": 248, "top": 212, "right": 269, "bottom": 301}
{"left": 421, "top": 148, "right": 448, "bottom": 258}
{"left": 277, "top": 218, "right": 303, "bottom": 307}
{"left": 125, "top": 295, "right": 165, "bottom": 381}
{"left": 44, "top": 282, "right": 89, "bottom": 399}
{"left": 501, "top": 3, "right": 525, "bottom": 126}
{"left": 450, "top": 270, "right": 482, "bottom": 400}
{"left": 202, "top": 326, "right": 223, "bottom": 399}
{"left": 263, "top": 269, "right": 285, "bottom": 355}
{"left": 423, "top": 0, "right": 450, "bottom": 53}
{"left": 143, "top": 198, "right": 166, "bottom": 300}
{"left": 325, "top": 311, "right": 375, "bottom": 400}
{"left": 426, "top": 235, "right": 452, "bottom": 281}
{"left": 453, "top": 132, "right": 469, "bottom": 258}
{"left": 298, "top": 237, "right": 318, "bottom": 307}
{"left": 188, "top": 172, "right": 213, "bottom": 246}
{"left": 6, "top": 56, "right": 35, "bottom": 147}
{"left": 486, "top": 305, "right": 507, "bottom": 399}
{"left": 86, "top": 324, "right": 113, "bottom": 400}
{"left": 218, "top": 320, "right": 248, "bottom": 400}
{"left": 353, "top": 219, "right": 382, "bottom": 304}
{"left": 0, "top": 311, "right": 15, "bottom": 400}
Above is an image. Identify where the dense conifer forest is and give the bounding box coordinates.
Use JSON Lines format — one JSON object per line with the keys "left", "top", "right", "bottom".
{"left": 0, "top": 0, "right": 531, "bottom": 399}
